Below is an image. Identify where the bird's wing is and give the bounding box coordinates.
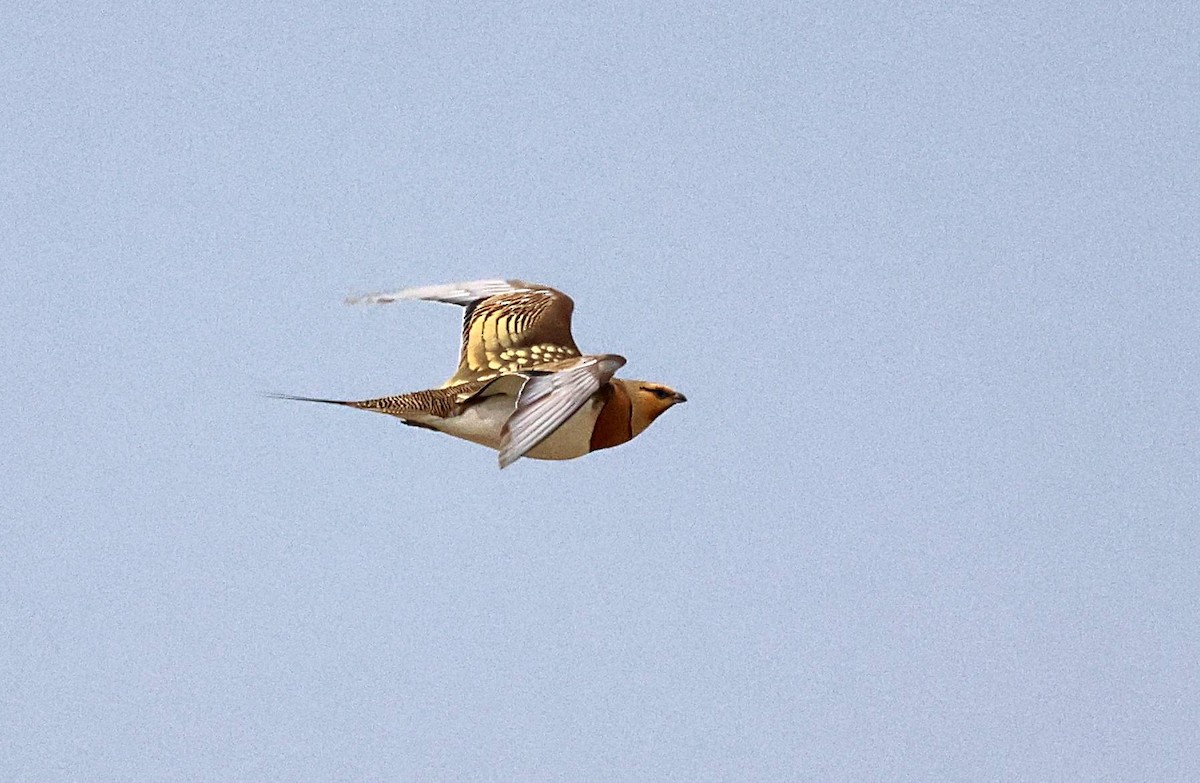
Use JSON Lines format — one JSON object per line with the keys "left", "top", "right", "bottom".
{"left": 498, "top": 354, "right": 626, "bottom": 468}
{"left": 348, "top": 279, "right": 582, "bottom": 386}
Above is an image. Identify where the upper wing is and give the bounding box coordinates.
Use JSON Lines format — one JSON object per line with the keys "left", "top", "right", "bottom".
{"left": 348, "top": 279, "right": 582, "bottom": 386}
{"left": 498, "top": 354, "right": 626, "bottom": 468}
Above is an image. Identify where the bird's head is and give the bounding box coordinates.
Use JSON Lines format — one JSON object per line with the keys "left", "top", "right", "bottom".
{"left": 619, "top": 380, "right": 687, "bottom": 437}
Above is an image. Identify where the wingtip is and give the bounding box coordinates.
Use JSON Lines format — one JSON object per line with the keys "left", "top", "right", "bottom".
{"left": 497, "top": 442, "right": 518, "bottom": 469}
{"left": 345, "top": 280, "right": 540, "bottom": 308}
{"left": 345, "top": 292, "right": 401, "bottom": 306}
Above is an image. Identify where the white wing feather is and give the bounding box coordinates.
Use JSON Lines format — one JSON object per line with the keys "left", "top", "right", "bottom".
{"left": 346, "top": 279, "right": 536, "bottom": 306}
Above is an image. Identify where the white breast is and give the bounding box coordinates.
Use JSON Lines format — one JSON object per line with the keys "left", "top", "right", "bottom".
{"left": 525, "top": 396, "right": 605, "bottom": 461}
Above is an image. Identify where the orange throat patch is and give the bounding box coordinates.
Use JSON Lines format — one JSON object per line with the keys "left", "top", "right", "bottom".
{"left": 589, "top": 383, "right": 633, "bottom": 452}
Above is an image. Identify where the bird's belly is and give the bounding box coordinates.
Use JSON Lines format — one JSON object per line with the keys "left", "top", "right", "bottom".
{"left": 435, "top": 393, "right": 602, "bottom": 461}
{"left": 435, "top": 395, "right": 513, "bottom": 449}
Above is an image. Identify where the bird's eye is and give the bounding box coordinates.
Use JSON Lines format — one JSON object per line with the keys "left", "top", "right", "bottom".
{"left": 649, "top": 388, "right": 673, "bottom": 400}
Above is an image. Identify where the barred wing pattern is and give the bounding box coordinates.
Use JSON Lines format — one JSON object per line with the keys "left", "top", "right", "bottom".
{"left": 350, "top": 279, "right": 582, "bottom": 386}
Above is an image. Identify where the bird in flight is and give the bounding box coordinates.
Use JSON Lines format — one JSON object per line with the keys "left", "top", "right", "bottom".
{"left": 274, "top": 279, "right": 686, "bottom": 468}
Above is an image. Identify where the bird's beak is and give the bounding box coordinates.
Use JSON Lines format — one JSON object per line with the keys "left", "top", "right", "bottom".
{"left": 673, "top": 392, "right": 688, "bottom": 403}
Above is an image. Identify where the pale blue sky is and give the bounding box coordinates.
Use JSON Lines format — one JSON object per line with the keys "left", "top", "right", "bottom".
{"left": 3, "top": 3, "right": 1198, "bottom": 780}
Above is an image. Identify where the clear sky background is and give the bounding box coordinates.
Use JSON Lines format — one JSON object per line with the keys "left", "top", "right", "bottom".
{"left": 3, "top": 3, "right": 1198, "bottom": 780}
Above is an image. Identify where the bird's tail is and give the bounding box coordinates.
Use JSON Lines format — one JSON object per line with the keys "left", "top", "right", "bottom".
{"left": 263, "top": 393, "right": 359, "bottom": 407}
{"left": 265, "top": 390, "right": 455, "bottom": 428}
